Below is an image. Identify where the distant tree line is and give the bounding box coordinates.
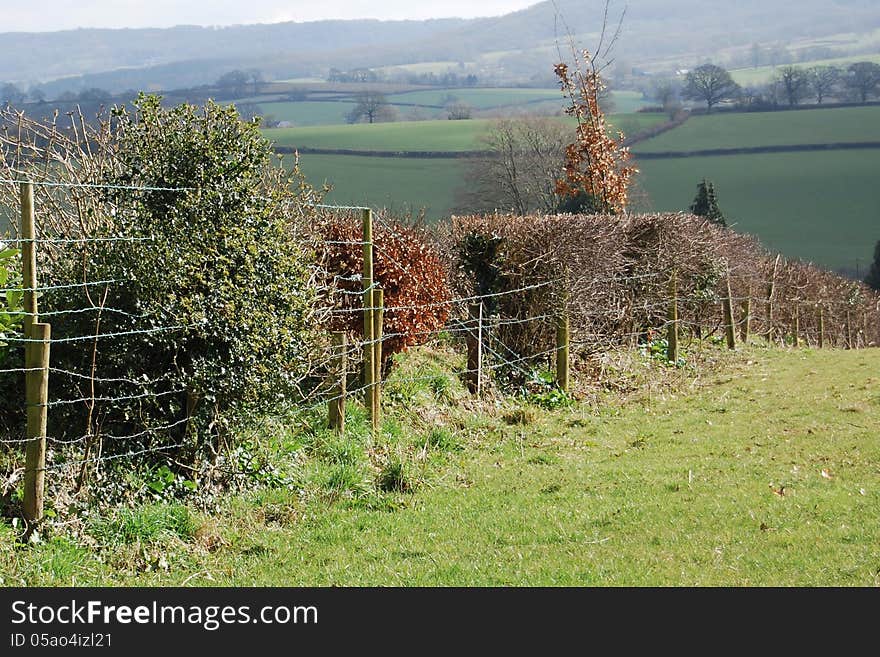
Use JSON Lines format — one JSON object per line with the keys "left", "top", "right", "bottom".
{"left": 328, "top": 67, "right": 479, "bottom": 87}
{"left": 642, "top": 60, "right": 880, "bottom": 113}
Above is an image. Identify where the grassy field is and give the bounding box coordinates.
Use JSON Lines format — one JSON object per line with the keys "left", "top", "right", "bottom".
{"left": 731, "top": 53, "right": 880, "bottom": 87}
{"left": 298, "top": 154, "right": 466, "bottom": 218}
{"left": 387, "top": 87, "right": 565, "bottom": 109}
{"left": 3, "top": 345, "right": 878, "bottom": 586}
{"left": 267, "top": 119, "right": 494, "bottom": 151}
{"left": 266, "top": 113, "right": 663, "bottom": 152}
{"left": 634, "top": 106, "right": 880, "bottom": 152}
{"left": 260, "top": 101, "right": 357, "bottom": 126}
{"left": 636, "top": 148, "right": 880, "bottom": 272}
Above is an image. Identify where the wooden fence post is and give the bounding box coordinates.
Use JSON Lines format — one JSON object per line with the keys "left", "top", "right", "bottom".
{"left": 722, "top": 276, "right": 736, "bottom": 351}
{"left": 361, "top": 208, "right": 376, "bottom": 430}
{"left": 556, "top": 293, "right": 570, "bottom": 392}
{"left": 372, "top": 287, "right": 383, "bottom": 429}
{"left": 765, "top": 254, "right": 780, "bottom": 343}
{"left": 740, "top": 287, "right": 751, "bottom": 344}
{"left": 793, "top": 302, "right": 800, "bottom": 348}
{"left": 466, "top": 302, "right": 482, "bottom": 395}
{"left": 667, "top": 270, "right": 679, "bottom": 363}
{"left": 328, "top": 332, "right": 347, "bottom": 434}
{"left": 817, "top": 305, "right": 825, "bottom": 349}
{"left": 20, "top": 182, "right": 50, "bottom": 531}
{"left": 845, "top": 309, "right": 852, "bottom": 350}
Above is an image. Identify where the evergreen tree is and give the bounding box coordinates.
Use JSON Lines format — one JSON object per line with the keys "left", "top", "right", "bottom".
{"left": 865, "top": 240, "right": 880, "bottom": 291}
{"left": 690, "top": 179, "right": 726, "bottom": 226}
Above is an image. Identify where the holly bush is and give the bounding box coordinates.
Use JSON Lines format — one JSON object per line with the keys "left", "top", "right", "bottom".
{"left": 45, "top": 94, "right": 324, "bottom": 461}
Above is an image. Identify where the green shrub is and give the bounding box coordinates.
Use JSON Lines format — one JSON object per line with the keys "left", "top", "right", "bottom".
{"left": 44, "top": 94, "right": 325, "bottom": 466}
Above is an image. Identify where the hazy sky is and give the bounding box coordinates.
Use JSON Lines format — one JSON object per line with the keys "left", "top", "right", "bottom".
{"left": 3, "top": 1, "right": 540, "bottom": 32}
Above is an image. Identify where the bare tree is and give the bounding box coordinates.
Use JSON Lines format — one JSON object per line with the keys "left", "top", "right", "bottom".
{"left": 446, "top": 102, "right": 473, "bottom": 120}
{"left": 650, "top": 78, "right": 681, "bottom": 116}
{"left": 845, "top": 61, "right": 880, "bottom": 103}
{"left": 247, "top": 69, "right": 264, "bottom": 96}
{"left": 682, "top": 64, "right": 741, "bottom": 112}
{"left": 346, "top": 92, "right": 396, "bottom": 124}
{"left": 774, "top": 65, "right": 810, "bottom": 106}
{"left": 807, "top": 65, "right": 840, "bottom": 104}
{"left": 457, "top": 117, "right": 571, "bottom": 216}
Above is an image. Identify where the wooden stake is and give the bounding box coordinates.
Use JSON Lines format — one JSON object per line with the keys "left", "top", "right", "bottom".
{"left": 740, "top": 289, "right": 751, "bottom": 344}
{"left": 23, "top": 323, "right": 50, "bottom": 529}
{"left": 793, "top": 303, "right": 800, "bottom": 348}
{"left": 20, "top": 183, "right": 37, "bottom": 336}
{"left": 476, "top": 301, "right": 483, "bottom": 396}
{"left": 817, "top": 305, "right": 825, "bottom": 349}
{"left": 722, "top": 276, "right": 736, "bottom": 351}
{"left": 328, "top": 332, "right": 347, "bottom": 434}
{"left": 766, "top": 254, "right": 780, "bottom": 343}
{"left": 556, "top": 294, "right": 570, "bottom": 392}
{"left": 372, "top": 287, "right": 383, "bottom": 429}
{"left": 20, "top": 182, "right": 50, "bottom": 530}
{"left": 361, "top": 209, "right": 376, "bottom": 428}
{"left": 466, "top": 303, "right": 481, "bottom": 395}
{"left": 667, "top": 271, "right": 679, "bottom": 363}
{"left": 845, "top": 309, "right": 852, "bottom": 350}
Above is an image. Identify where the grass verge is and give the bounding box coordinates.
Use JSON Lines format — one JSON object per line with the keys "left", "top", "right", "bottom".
{"left": 1, "top": 344, "right": 878, "bottom": 586}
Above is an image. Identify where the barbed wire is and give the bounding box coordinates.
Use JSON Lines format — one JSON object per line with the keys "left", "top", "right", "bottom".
{"left": 0, "top": 178, "right": 193, "bottom": 192}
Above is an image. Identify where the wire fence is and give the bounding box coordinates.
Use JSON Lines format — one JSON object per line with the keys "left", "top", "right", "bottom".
{"left": 1, "top": 180, "right": 878, "bottom": 526}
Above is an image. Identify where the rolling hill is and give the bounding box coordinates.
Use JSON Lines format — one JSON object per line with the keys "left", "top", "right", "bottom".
{"left": 5, "top": 1, "right": 879, "bottom": 97}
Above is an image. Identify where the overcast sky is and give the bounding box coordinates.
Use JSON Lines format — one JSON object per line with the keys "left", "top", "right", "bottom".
{"left": 2, "top": 1, "right": 540, "bottom": 32}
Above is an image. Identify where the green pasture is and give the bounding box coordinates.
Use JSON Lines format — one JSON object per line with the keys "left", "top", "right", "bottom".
{"left": 266, "top": 119, "right": 493, "bottom": 152}
{"left": 265, "top": 113, "right": 662, "bottom": 152}
{"left": 259, "top": 101, "right": 357, "bottom": 126}
{"left": 636, "top": 148, "right": 880, "bottom": 272}
{"left": 635, "top": 106, "right": 880, "bottom": 152}
{"left": 387, "top": 87, "right": 565, "bottom": 109}
{"left": 731, "top": 53, "right": 880, "bottom": 87}
{"left": 5, "top": 346, "right": 878, "bottom": 586}
{"left": 297, "top": 154, "right": 466, "bottom": 218}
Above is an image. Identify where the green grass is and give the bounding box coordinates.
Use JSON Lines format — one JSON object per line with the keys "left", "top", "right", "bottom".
{"left": 611, "top": 90, "right": 653, "bottom": 114}
{"left": 259, "top": 101, "right": 357, "bottom": 126}
{"left": 731, "top": 53, "right": 880, "bottom": 87}
{"left": 387, "top": 88, "right": 565, "bottom": 110}
{"left": 267, "top": 119, "right": 493, "bottom": 152}
{"left": 635, "top": 106, "right": 880, "bottom": 152}
{"left": 3, "top": 346, "right": 878, "bottom": 586}
{"left": 297, "top": 154, "right": 466, "bottom": 219}
{"left": 267, "top": 113, "right": 662, "bottom": 152}
{"left": 635, "top": 148, "right": 880, "bottom": 272}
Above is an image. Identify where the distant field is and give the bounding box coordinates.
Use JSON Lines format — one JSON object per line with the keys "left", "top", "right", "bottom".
{"left": 293, "top": 145, "right": 880, "bottom": 271}
{"left": 259, "top": 101, "right": 357, "bottom": 126}
{"left": 731, "top": 53, "right": 880, "bottom": 87}
{"left": 611, "top": 90, "right": 652, "bottom": 114}
{"left": 377, "top": 61, "right": 470, "bottom": 75}
{"left": 388, "top": 87, "right": 564, "bottom": 109}
{"left": 636, "top": 149, "right": 880, "bottom": 271}
{"left": 634, "top": 106, "right": 880, "bottom": 152}
{"left": 297, "top": 154, "right": 465, "bottom": 218}
{"left": 267, "top": 119, "right": 493, "bottom": 152}
{"left": 265, "top": 113, "right": 662, "bottom": 151}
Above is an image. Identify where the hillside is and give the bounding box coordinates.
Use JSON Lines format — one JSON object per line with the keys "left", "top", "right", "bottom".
{"left": 4, "top": 345, "right": 878, "bottom": 586}
{"left": 6, "top": 0, "right": 880, "bottom": 96}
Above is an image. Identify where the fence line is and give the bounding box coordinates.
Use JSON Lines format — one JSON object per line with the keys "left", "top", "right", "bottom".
{"left": 2, "top": 185, "right": 878, "bottom": 525}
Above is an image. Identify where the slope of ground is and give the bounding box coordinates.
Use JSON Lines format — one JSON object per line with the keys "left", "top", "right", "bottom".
{"left": 636, "top": 148, "right": 880, "bottom": 272}
{"left": 634, "top": 106, "right": 880, "bottom": 153}
{"left": 3, "top": 345, "right": 878, "bottom": 586}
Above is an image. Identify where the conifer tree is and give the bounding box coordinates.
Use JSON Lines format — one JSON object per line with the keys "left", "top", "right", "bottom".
{"left": 690, "top": 179, "right": 726, "bottom": 226}
{"left": 865, "top": 240, "right": 880, "bottom": 291}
